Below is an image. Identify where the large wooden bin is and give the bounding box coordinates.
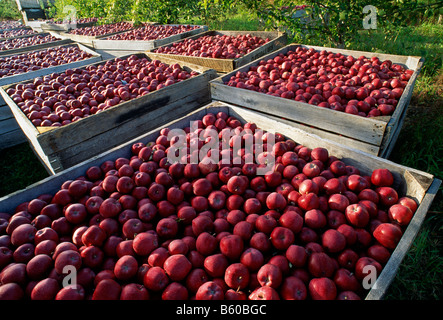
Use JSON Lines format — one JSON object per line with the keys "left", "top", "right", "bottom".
{"left": 92, "top": 24, "right": 209, "bottom": 52}
{"left": 0, "top": 54, "right": 217, "bottom": 174}
{"left": 147, "top": 30, "right": 288, "bottom": 73}
{"left": 0, "top": 101, "right": 439, "bottom": 300}
{"left": 210, "top": 44, "right": 424, "bottom": 158}
{"left": 0, "top": 32, "right": 72, "bottom": 57}
{"left": 0, "top": 43, "right": 101, "bottom": 150}
{"left": 41, "top": 20, "right": 97, "bottom": 33}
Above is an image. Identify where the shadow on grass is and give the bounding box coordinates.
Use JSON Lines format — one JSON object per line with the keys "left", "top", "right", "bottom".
{"left": 0, "top": 143, "right": 48, "bottom": 198}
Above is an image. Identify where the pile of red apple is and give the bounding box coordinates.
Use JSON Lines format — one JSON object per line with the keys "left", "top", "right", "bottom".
{"left": 68, "top": 22, "right": 134, "bottom": 36}
{"left": 106, "top": 24, "right": 200, "bottom": 41}
{"left": 0, "top": 28, "right": 36, "bottom": 39}
{"left": 46, "top": 18, "right": 98, "bottom": 25}
{"left": 225, "top": 46, "right": 413, "bottom": 117}
{"left": 5, "top": 55, "right": 197, "bottom": 128}
{"left": 0, "top": 45, "right": 93, "bottom": 79}
{"left": 0, "top": 34, "right": 61, "bottom": 51}
{"left": 0, "top": 111, "right": 418, "bottom": 300}
{"left": 153, "top": 34, "right": 270, "bottom": 59}
{"left": 0, "top": 20, "right": 22, "bottom": 31}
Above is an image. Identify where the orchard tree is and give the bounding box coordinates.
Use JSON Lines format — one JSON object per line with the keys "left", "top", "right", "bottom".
{"left": 243, "top": 0, "right": 441, "bottom": 48}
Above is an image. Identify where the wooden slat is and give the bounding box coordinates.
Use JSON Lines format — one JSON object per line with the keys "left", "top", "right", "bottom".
{"left": 0, "top": 104, "right": 14, "bottom": 119}
{"left": 44, "top": 86, "right": 211, "bottom": 172}
{"left": 0, "top": 128, "right": 27, "bottom": 150}
{"left": 211, "top": 81, "right": 388, "bottom": 146}
{"left": 265, "top": 113, "right": 381, "bottom": 155}
{"left": 0, "top": 117, "right": 21, "bottom": 133}
{"left": 41, "top": 21, "right": 97, "bottom": 32}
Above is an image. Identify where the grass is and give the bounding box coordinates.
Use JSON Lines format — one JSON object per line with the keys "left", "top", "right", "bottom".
{"left": 0, "top": 0, "right": 21, "bottom": 20}
{"left": 0, "top": 2, "right": 442, "bottom": 301}
{"left": 0, "top": 144, "right": 48, "bottom": 196}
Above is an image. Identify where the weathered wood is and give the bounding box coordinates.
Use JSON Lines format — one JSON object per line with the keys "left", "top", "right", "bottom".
{"left": 0, "top": 128, "right": 27, "bottom": 150}
{"left": 49, "top": 86, "right": 210, "bottom": 171}
{"left": 265, "top": 112, "right": 381, "bottom": 155}
{"left": 147, "top": 30, "right": 287, "bottom": 73}
{"left": 0, "top": 53, "right": 216, "bottom": 174}
{"left": 210, "top": 43, "right": 423, "bottom": 157}
{"left": 41, "top": 21, "right": 97, "bottom": 32}
{"left": 212, "top": 81, "right": 388, "bottom": 146}
{"left": 0, "top": 104, "right": 27, "bottom": 149}
{"left": 0, "top": 43, "right": 101, "bottom": 105}
{"left": 92, "top": 25, "right": 209, "bottom": 51}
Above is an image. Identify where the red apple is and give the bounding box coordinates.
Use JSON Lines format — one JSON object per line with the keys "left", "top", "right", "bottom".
{"left": 195, "top": 281, "right": 224, "bottom": 300}
{"left": 280, "top": 276, "right": 307, "bottom": 300}
{"left": 308, "top": 277, "right": 337, "bottom": 300}
{"left": 373, "top": 223, "right": 402, "bottom": 249}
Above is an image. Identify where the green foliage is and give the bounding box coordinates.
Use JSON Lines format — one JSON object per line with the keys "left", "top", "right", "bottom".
{"left": 50, "top": 0, "right": 107, "bottom": 20}
{"left": 0, "top": 0, "right": 21, "bottom": 21}
{"left": 130, "top": 0, "right": 196, "bottom": 24}
{"left": 241, "top": 0, "right": 443, "bottom": 49}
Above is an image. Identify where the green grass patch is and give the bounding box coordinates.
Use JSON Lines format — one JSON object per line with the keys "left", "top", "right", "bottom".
{"left": 0, "top": 143, "right": 48, "bottom": 197}
{"left": 0, "top": 0, "right": 21, "bottom": 21}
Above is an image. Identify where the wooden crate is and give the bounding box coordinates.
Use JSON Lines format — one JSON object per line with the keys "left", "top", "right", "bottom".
{"left": 54, "top": 23, "right": 138, "bottom": 46}
{"left": 147, "top": 30, "right": 287, "bottom": 73}
{"left": 0, "top": 43, "right": 101, "bottom": 105}
{"left": 0, "top": 32, "right": 72, "bottom": 57}
{"left": 210, "top": 44, "right": 424, "bottom": 158}
{"left": 0, "top": 54, "right": 217, "bottom": 174}
{"left": 41, "top": 21, "right": 97, "bottom": 32}
{"left": 92, "top": 25, "right": 209, "bottom": 51}
{"left": 0, "top": 100, "right": 439, "bottom": 300}
{"left": 0, "top": 104, "right": 26, "bottom": 150}
{"left": 0, "top": 26, "right": 35, "bottom": 39}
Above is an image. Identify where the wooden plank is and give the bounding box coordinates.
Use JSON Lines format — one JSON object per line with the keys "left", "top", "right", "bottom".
{"left": 49, "top": 87, "right": 210, "bottom": 171}
{"left": 365, "top": 178, "right": 442, "bottom": 300}
{"left": 210, "top": 43, "right": 423, "bottom": 156}
{"left": 92, "top": 25, "right": 209, "bottom": 51}
{"left": 0, "top": 117, "right": 22, "bottom": 133}
{"left": 148, "top": 30, "right": 287, "bottom": 73}
{"left": 0, "top": 128, "right": 27, "bottom": 150}
{"left": 211, "top": 80, "right": 388, "bottom": 146}
{"left": 265, "top": 113, "right": 381, "bottom": 155}
{"left": 41, "top": 21, "right": 97, "bottom": 32}
{"left": 0, "top": 104, "right": 14, "bottom": 119}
